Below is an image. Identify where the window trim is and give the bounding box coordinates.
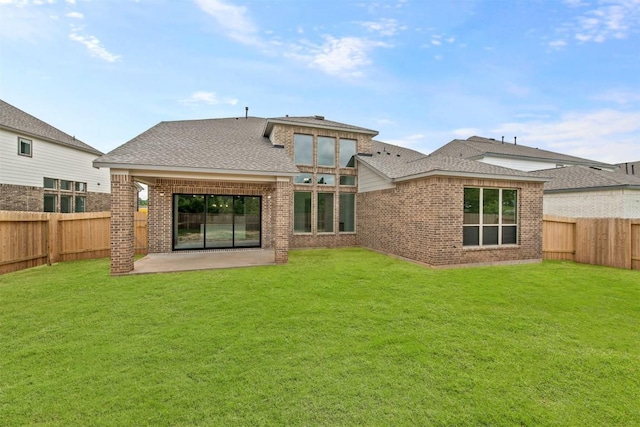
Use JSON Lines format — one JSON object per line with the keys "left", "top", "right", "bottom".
{"left": 18, "top": 137, "right": 32, "bottom": 157}
{"left": 463, "top": 187, "right": 518, "bottom": 247}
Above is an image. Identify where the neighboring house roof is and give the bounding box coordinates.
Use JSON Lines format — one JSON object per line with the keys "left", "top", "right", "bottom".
{"left": 358, "top": 140, "right": 546, "bottom": 182}
{"left": 264, "top": 116, "right": 379, "bottom": 137}
{"left": 530, "top": 165, "right": 640, "bottom": 192}
{"left": 0, "top": 99, "right": 103, "bottom": 155}
{"left": 615, "top": 160, "right": 640, "bottom": 177}
{"left": 94, "top": 117, "right": 299, "bottom": 176}
{"left": 431, "top": 136, "right": 614, "bottom": 169}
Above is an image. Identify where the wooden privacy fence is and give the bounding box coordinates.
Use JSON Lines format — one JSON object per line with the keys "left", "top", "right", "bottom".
{"left": 0, "top": 211, "right": 148, "bottom": 274}
{"left": 543, "top": 215, "right": 640, "bottom": 270}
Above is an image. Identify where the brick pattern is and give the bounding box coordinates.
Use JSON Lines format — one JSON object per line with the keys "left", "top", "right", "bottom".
{"left": 0, "top": 183, "right": 43, "bottom": 211}
{"left": 110, "top": 173, "right": 136, "bottom": 274}
{"left": 274, "top": 179, "right": 291, "bottom": 263}
{"left": 357, "top": 176, "right": 544, "bottom": 267}
{"left": 543, "top": 190, "right": 640, "bottom": 219}
{"left": 0, "top": 183, "right": 110, "bottom": 213}
{"left": 147, "top": 178, "right": 283, "bottom": 255}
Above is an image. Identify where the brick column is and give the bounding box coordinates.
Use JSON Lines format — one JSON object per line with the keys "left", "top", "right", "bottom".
{"left": 110, "top": 172, "right": 136, "bottom": 274}
{"left": 274, "top": 178, "right": 292, "bottom": 264}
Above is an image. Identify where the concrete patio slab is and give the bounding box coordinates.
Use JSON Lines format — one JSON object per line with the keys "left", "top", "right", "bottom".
{"left": 129, "top": 249, "right": 276, "bottom": 275}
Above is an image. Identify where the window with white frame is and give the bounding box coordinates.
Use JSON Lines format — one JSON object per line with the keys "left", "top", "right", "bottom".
{"left": 463, "top": 187, "right": 518, "bottom": 246}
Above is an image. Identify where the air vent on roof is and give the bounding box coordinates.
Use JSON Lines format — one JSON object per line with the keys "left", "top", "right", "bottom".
{"left": 314, "top": 115, "right": 325, "bottom": 120}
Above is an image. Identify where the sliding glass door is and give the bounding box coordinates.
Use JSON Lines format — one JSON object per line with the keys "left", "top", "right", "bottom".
{"left": 174, "top": 194, "right": 261, "bottom": 250}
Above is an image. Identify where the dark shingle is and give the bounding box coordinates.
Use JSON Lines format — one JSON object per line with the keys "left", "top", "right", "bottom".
{"left": 0, "top": 99, "right": 102, "bottom": 155}
{"left": 94, "top": 117, "right": 298, "bottom": 174}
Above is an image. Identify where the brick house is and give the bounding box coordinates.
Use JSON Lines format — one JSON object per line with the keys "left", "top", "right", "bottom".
{"left": 0, "top": 99, "right": 110, "bottom": 212}
{"left": 95, "top": 116, "right": 547, "bottom": 275}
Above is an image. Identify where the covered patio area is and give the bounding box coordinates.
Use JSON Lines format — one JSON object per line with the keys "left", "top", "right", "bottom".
{"left": 127, "top": 249, "right": 276, "bottom": 275}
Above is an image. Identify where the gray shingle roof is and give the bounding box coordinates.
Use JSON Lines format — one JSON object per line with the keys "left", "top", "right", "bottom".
{"left": 94, "top": 117, "right": 299, "bottom": 175}
{"left": 432, "top": 136, "right": 614, "bottom": 169}
{"left": 530, "top": 165, "right": 640, "bottom": 191}
{"left": 358, "top": 140, "right": 546, "bottom": 182}
{"left": 615, "top": 161, "right": 640, "bottom": 176}
{"left": 0, "top": 99, "right": 103, "bottom": 155}
{"left": 265, "top": 116, "right": 378, "bottom": 136}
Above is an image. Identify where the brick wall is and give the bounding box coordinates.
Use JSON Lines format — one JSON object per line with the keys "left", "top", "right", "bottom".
{"left": 0, "top": 183, "right": 111, "bottom": 213}
{"left": 543, "top": 189, "right": 640, "bottom": 219}
{"left": 147, "top": 178, "right": 284, "bottom": 255}
{"left": 0, "top": 183, "right": 43, "bottom": 211}
{"left": 110, "top": 173, "right": 136, "bottom": 274}
{"left": 357, "top": 176, "right": 544, "bottom": 267}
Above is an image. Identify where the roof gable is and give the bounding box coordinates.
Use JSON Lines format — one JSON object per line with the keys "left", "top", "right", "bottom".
{"left": 264, "top": 116, "right": 379, "bottom": 137}
{"left": 0, "top": 99, "right": 103, "bottom": 155}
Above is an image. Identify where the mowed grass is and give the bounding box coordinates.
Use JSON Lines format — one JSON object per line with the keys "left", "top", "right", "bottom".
{"left": 1, "top": 249, "right": 638, "bottom": 426}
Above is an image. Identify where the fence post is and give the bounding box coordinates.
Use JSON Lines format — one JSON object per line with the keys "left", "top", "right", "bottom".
{"left": 48, "top": 213, "right": 60, "bottom": 263}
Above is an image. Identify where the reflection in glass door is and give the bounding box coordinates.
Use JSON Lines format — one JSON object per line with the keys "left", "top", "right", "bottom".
{"left": 173, "top": 194, "right": 261, "bottom": 250}
{"left": 206, "top": 196, "right": 233, "bottom": 248}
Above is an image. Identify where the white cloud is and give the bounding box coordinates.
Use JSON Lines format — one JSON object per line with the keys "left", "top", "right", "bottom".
{"left": 360, "top": 18, "right": 404, "bottom": 36}
{"left": 493, "top": 109, "right": 640, "bottom": 163}
{"left": 66, "top": 11, "right": 83, "bottom": 19}
{"left": 452, "top": 128, "right": 483, "bottom": 138}
{"left": 194, "top": 0, "right": 261, "bottom": 46}
{"left": 548, "top": 39, "right": 567, "bottom": 49}
{"left": 69, "top": 27, "right": 121, "bottom": 62}
{"left": 385, "top": 133, "right": 426, "bottom": 148}
{"left": 180, "top": 91, "right": 238, "bottom": 106}
{"left": 307, "top": 36, "right": 389, "bottom": 78}
{"left": 566, "top": 0, "right": 640, "bottom": 43}
{"left": 594, "top": 89, "right": 640, "bottom": 105}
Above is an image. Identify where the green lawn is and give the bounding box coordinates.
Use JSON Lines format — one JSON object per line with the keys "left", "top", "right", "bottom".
{"left": 1, "top": 248, "right": 638, "bottom": 426}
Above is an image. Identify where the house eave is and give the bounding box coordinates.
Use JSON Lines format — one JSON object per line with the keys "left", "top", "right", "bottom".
{"left": 393, "top": 169, "right": 549, "bottom": 183}
{"left": 0, "top": 124, "right": 103, "bottom": 156}
{"left": 263, "top": 118, "right": 379, "bottom": 138}
{"left": 468, "top": 152, "right": 615, "bottom": 170}
{"left": 544, "top": 185, "right": 640, "bottom": 194}
{"left": 92, "top": 162, "right": 299, "bottom": 178}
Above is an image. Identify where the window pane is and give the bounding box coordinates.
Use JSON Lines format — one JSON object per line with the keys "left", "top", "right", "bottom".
{"left": 75, "top": 182, "right": 86, "bottom": 192}
{"left": 339, "top": 193, "right": 355, "bottom": 232}
{"left": 60, "top": 195, "right": 72, "bottom": 213}
{"left": 205, "top": 195, "right": 234, "bottom": 248}
{"left": 339, "top": 138, "right": 356, "bottom": 167}
{"left": 19, "top": 138, "right": 31, "bottom": 156}
{"left": 294, "top": 192, "right": 312, "bottom": 233}
{"left": 502, "top": 226, "right": 517, "bottom": 244}
{"left": 44, "top": 194, "right": 56, "bottom": 212}
{"left": 463, "top": 226, "right": 479, "bottom": 246}
{"left": 339, "top": 175, "right": 356, "bottom": 186}
{"left": 464, "top": 188, "right": 480, "bottom": 224}
{"left": 60, "top": 180, "right": 72, "bottom": 191}
{"left": 317, "top": 193, "right": 334, "bottom": 233}
{"left": 75, "top": 196, "right": 85, "bottom": 212}
{"left": 294, "top": 173, "right": 313, "bottom": 184}
{"left": 174, "top": 195, "right": 205, "bottom": 249}
{"left": 483, "top": 189, "right": 499, "bottom": 224}
{"left": 294, "top": 134, "right": 313, "bottom": 165}
{"left": 502, "top": 189, "right": 517, "bottom": 224}
{"left": 317, "top": 136, "right": 335, "bottom": 167}
{"left": 44, "top": 177, "right": 57, "bottom": 189}
{"left": 317, "top": 174, "right": 335, "bottom": 185}
{"left": 482, "top": 226, "right": 499, "bottom": 245}
{"left": 234, "top": 196, "right": 261, "bottom": 247}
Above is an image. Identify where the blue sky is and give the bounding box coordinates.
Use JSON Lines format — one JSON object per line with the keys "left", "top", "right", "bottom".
{"left": 1, "top": 0, "right": 639, "bottom": 164}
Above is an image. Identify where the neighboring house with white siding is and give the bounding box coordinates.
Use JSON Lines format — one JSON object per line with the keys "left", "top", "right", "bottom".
{"left": 433, "top": 136, "right": 640, "bottom": 218}
{"left": 0, "top": 99, "right": 110, "bottom": 212}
